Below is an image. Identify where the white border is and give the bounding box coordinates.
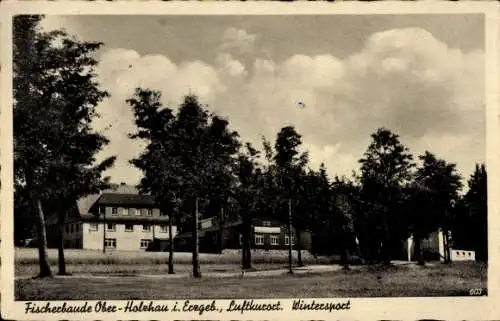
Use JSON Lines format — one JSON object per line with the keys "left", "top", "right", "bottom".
{"left": 1, "top": 2, "right": 499, "bottom": 320}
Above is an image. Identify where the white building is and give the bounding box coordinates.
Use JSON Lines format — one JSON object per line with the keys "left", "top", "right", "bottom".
{"left": 46, "top": 185, "right": 177, "bottom": 251}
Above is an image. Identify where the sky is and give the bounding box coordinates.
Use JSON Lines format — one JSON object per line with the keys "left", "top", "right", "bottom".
{"left": 40, "top": 14, "right": 485, "bottom": 187}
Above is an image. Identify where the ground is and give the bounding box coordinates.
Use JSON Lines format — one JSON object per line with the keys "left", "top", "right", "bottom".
{"left": 15, "top": 257, "right": 487, "bottom": 300}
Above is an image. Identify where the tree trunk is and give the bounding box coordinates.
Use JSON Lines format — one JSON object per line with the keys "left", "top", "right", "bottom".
{"left": 25, "top": 168, "right": 52, "bottom": 278}
{"left": 192, "top": 197, "right": 201, "bottom": 278}
{"left": 443, "top": 229, "right": 451, "bottom": 264}
{"left": 414, "top": 235, "right": 424, "bottom": 266}
{"left": 33, "top": 198, "right": 52, "bottom": 278}
{"left": 218, "top": 202, "right": 225, "bottom": 254}
{"left": 168, "top": 213, "right": 175, "bottom": 274}
{"left": 288, "top": 199, "right": 293, "bottom": 273}
{"left": 341, "top": 232, "right": 350, "bottom": 270}
{"left": 241, "top": 208, "right": 252, "bottom": 270}
{"left": 382, "top": 221, "right": 391, "bottom": 265}
{"left": 295, "top": 227, "right": 303, "bottom": 267}
{"left": 341, "top": 248, "right": 350, "bottom": 270}
{"left": 57, "top": 209, "right": 68, "bottom": 275}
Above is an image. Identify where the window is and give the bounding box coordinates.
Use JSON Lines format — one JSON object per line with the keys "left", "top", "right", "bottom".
{"left": 122, "top": 208, "right": 129, "bottom": 216}
{"left": 160, "top": 225, "right": 168, "bottom": 233}
{"left": 105, "top": 238, "right": 116, "bottom": 248}
{"left": 69, "top": 224, "right": 74, "bottom": 234}
{"left": 140, "top": 239, "right": 152, "bottom": 249}
{"left": 135, "top": 208, "right": 141, "bottom": 216}
{"left": 255, "top": 234, "right": 264, "bottom": 245}
{"left": 270, "top": 235, "right": 279, "bottom": 246}
{"left": 107, "top": 223, "right": 116, "bottom": 231}
{"left": 112, "top": 207, "right": 118, "bottom": 215}
{"left": 125, "top": 224, "right": 134, "bottom": 232}
{"left": 159, "top": 209, "right": 168, "bottom": 216}
{"left": 98, "top": 206, "right": 105, "bottom": 215}
{"left": 285, "top": 235, "right": 295, "bottom": 246}
{"left": 239, "top": 234, "right": 243, "bottom": 246}
{"left": 142, "top": 224, "right": 151, "bottom": 232}
{"left": 262, "top": 220, "right": 271, "bottom": 227}
{"left": 89, "top": 223, "right": 98, "bottom": 231}
{"left": 147, "top": 208, "right": 153, "bottom": 216}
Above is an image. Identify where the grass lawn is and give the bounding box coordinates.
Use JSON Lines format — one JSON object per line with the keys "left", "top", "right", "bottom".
{"left": 15, "top": 248, "right": 332, "bottom": 277}
{"left": 16, "top": 262, "right": 286, "bottom": 277}
{"left": 15, "top": 262, "right": 487, "bottom": 300}
{"left": 15, "top": 248, "right": 331, "bottom": 266}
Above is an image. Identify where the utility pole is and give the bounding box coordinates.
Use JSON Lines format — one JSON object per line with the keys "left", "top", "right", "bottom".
{"left": 288, "top": 198, "right": 293, "bottom": 274}
{"left": 193, "top": 197, "right": 201, "bottom": 278}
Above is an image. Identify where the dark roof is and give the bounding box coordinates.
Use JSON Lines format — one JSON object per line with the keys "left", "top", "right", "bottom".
{"left": 77, "top": 184, "right": 142, "bottom": 214}
{"left": 78, "top": 214, "right": 170, "bottom": 223}
{"left": 93, "top": 193, "right": 157, "bottom": 207}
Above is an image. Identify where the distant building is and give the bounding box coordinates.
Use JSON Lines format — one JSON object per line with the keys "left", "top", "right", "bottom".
{"left": 174, "top": 198, "right": 312, "bottom": 253}
{"left": 403, "top": 230, "right": 475, "bottom": 262}
{"left": 46, "top": 184, "right": 177, "bottom": 251}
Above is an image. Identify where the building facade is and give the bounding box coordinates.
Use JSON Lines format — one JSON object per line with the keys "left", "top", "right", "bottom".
{"left": 175, "top": 214, "right": 312, "bottom": 253}
{"left": 46, "top": 185, "right": 177, "bottom": 251}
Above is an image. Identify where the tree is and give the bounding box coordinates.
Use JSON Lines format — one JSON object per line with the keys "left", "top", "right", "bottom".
{"left": 409, "top": 151, "right": 462, "bottom": 264}
{"left": 13, "top": 15, "right": 114, "bottom": 277}
{"left": 128, "top": 89, "right": 180, "bottom": 274}
{"left": 177, "top": 95, "right": 240, "bottom": 277}
{"left": 465, "top": 164, "right": 487, "bottom": 261}
{"left": 46, "top": 159, "right": 115, "bottom": 275}
{"left": 452, "top": 164, "right": 487, "bottom": 261}
{"left": 273, "top": 126, "right": 309, "bottom": 267}
{"left": 232, "top": 143, "right": 263, "bottom": 270}
{"left": 331, "top": 176, "right": 357, "bottom": 270}
{"left": 129, "top": 91, "right": 239, "bottom": 278}
{"left": 358, "top": 128, "right": 415, "bottom": 264}
{"left": 307, "top": 165, "right": 333, "bottom": 256}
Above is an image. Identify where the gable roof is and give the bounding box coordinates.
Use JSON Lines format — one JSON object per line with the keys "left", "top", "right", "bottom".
{"left": 77, "top": 184, "right": 149, "bottom": 215}
{"left": 92, "top": 193, "right": 156, "bottom": 207}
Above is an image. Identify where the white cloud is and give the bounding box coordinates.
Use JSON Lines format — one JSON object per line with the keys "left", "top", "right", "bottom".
{"left": 218, "top": 27, "right": 258, "bottom": 54}
{"left": 215, "top": 53, "right": 248, "bottom": 79}
{"left": 93, "top": 27, "right": 484, "bottom": 184}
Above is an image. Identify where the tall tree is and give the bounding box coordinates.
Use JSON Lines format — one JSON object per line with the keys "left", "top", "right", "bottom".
{"left": 402, "top": 181, "right": 432, "bottom": 265}
{"left": 273, "top": 126, "right": 309, "bottom": 267}
{"left": 232, "top": 143, "right": 263, "bottom": 270}
{"left": 307, "top": 165, "right": 334, "bottom": 256}
{"left": 13, "top": 15, "right": 114, "bottom": 277}
{"left": 410, "top": 151, "right": 462, "bottom": 264}
{"left": 129, "top": 91, "right": 239, "bottom": 278}
{"left": 331, "top": 176, "right": 357, "bottom": 270}
{"left": 177, "top": 95, "right": 240, "bottom": 277}
{"left": 128, "top": 89, "right": 180, "bottom": 274}
{"left": 358, "top": 128, "right": 414, "bottom": 264}
{"left": 452, "top": 164, "right": 487, "bottom": 261}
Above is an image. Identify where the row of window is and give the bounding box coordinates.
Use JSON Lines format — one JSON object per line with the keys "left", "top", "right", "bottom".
{"left": 89, "top": 223, "right": 168, "bottom": 233}
{"left": 98, "top": 206, "right": 167, "bottom": 217}
{"left": 241, "top": 234, "right": 295, "bottom": 246}
{"left": 66, "top": 223, "right": 81, "bottom": 234}
{"left": 104, "top": 238, "right": 151, "bottom": 249}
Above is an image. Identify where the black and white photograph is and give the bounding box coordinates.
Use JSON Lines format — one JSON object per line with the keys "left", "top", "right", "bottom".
{"left": 1, "top": 2, "right": 499, "bottom": 320}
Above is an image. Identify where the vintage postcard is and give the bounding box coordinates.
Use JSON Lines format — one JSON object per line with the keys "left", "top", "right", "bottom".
{"left": 1, "top": 1, "right": 499, "bottom": 320}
